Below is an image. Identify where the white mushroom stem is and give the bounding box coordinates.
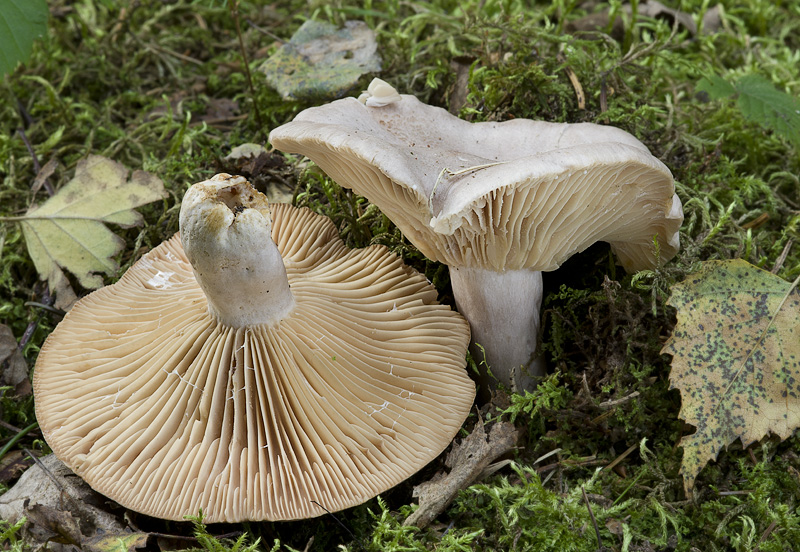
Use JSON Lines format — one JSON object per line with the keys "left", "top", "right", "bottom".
{"left": 449, "top": 266, "right": 544, "bottom": 393}
{"left": 179, "top": 174, "right": 295, "bottom": 328}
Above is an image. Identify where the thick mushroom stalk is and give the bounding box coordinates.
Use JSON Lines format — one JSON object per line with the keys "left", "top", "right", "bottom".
{"left": 450, "top": 267, "right": 543, "bottom": 392}
{"left": 179, "top": 174, "right": 294, "bottom": 327}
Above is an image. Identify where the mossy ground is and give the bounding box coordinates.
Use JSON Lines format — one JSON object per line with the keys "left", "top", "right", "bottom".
{"left": 1, "top": 0, "right": 799, "bottom": 550}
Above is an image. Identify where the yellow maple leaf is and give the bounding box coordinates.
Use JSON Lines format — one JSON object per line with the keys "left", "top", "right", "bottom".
{"left": 662, "top": 259, "right": 800, "bottom": 497}
{"left": 16, "top": 155, "right": 166, "bottom": 309}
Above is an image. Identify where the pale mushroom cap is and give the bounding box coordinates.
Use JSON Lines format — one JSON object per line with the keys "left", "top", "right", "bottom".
{"left": 270, "top": 94, "right": 682, "bottom": 272}
{"left": 33, "top": 203, "right": 474, "bottom": 522}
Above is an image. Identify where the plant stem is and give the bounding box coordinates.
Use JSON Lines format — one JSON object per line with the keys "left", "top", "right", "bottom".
{"left": 229, "top": 1, "right": 264, "bottom": 135}
{"left": 0, "top": 422, "right": 39, "bottom": 462}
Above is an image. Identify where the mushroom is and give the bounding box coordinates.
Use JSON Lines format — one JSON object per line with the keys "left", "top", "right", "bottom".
{"left": 269, "top": 84, "right": 683, "bottom": 393}
{"left": 33, "top": 174, "right": 475, "bottom": 522}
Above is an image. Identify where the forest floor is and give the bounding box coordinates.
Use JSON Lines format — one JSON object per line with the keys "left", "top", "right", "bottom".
{"left": 1, "top": 1, "right": 800, "bottom": 551}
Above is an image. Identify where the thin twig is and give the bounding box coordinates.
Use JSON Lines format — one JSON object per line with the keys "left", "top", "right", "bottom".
{"left": 771, "top": 239, "right": 794, "bottom": 274}
{"left": 144, "top": 42, "right": 204, "bottom": 65}
{"left": 310, "top": 500, "right": 363, "bottom": 550}
{"left": 246, "top": 18, "right": 286, "bottom": 43}
{"left": 17, "top": 129, "right": 55, "bottom": 196}
{"left": 0, "top": 420, "right": 24, "bottom": 433}
{"left": 24, "top": 448, "right": 62, "bottom": 490}
{"left": 604, "top": 442, "right": 639, "bottom": 473}
{"left": 582, "top": 486, "right": 603, "bottom": 552}
{"left": 598, "top": 391, "right": 640, "bottom": 409}
{"left": 24, "top": 301, "right": 67, "bottom": 317}
{"left": 754, "top": 521, "right": 778, "bottom": 552}
{"left": 20, "top": 285, "right": 53, "bottom": 349}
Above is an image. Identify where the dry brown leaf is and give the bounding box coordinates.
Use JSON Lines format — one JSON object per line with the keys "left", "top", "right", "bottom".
{"left": 403, "top": 419, "right": 518, "bottom": 528}
{"left": 0, "top": 324, "right": 30, "bottom": 396}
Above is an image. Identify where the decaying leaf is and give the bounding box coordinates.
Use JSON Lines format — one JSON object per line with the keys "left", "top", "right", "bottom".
{"left": 219, "top": 144, "right": 295, "bottom": 203}
{"left": 83, "top": 532, "right": 149, "bottom": 552}
{"left": 259, "top": 20, "right": 381, "bottom": 101}
{"left": 0, "top": 450, "right": 36, "bottom": 485}
{"left": 0, "top": 324, "right": 30, "bottom": 396}
{"left": 17, "top": 155, "right": 166, "bottom": 309}
{"left": 403, "top": 419, "right": 518, "bottom": 528}
{"left": 23, "top": 503, "right": 83, "bottom": 545}
{"left": 565, "top": 2, "right": 722, "bottom": 39}
{"left": 0, "top": 455, "right": 127, "bottom": 550}
{"left": 662, "top": 259, "right": 800, "bottom": 497}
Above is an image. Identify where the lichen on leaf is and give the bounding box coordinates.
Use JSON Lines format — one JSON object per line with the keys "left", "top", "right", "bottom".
{"left": 662, "top": 259, "right": 800, "bottom": 497}
{"left": 18, "top": 155, "right": 166, "bottom": 309}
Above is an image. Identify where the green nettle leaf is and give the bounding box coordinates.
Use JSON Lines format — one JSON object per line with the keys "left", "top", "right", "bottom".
{"left": 662, "top": 259, "right": 800, "bottom": 497}
{"left": 697, "top": 73, "right": 800, "bottom": 149}
{"left": 696, "top": 74, "right": 736, "bottom": 99}
{"left": 17, "top": 155, "right": 167, "bottom": 309}
{"left": 0, "top": 0, "right": 49, "bottom": 78}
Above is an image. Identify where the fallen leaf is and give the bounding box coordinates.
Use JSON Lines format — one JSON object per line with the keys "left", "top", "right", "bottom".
{"left": 24, "top": 502, "right": 83, "bottom": 545}
{"left": 17, "top": 155, "right": 167, "bottom": 309}
{"left": 259, "top": 20, "right": 381, "bottom": 101}
{"left": 0, "top": 324, "right": 30, "bottom": 396}
{"left": 637, "top": 0, "right": 697, "bottom": 35}
{"left": 83, "top": 532, "right": 149, "bottom": 552}
{"left": 218, "top": 145, "right": 295, "bottom": 203}
{"left": 0, "top": 449, "right": 36, "bottom": 485}
{"left": 31, "top": 156, "right": 58, "bottom": 194}
{"left": 662, "top": 259, "right": 800, "bottom": 497}
{"left": 403, "top": 419, "right": 518, "bottom": 528}
{"left": 0, "top": 455, "right": 126, "bottom": 536}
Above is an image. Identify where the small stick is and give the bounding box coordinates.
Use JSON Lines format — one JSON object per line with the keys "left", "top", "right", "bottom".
{"left": 310, "top": 500, "right": 363, "bottom": 550}
{"left": 557, "top": 52, "right": 585, "bottom": 110}
{"left": 599, "top": 391, "right": 640, "bottom": 409}
{"left": 582, "top": 486, "right": 603, "bottom": 552}
{"left": 604, "top": 442, "right": 638, "bottom": 473}
{"left": 754, "top": 520, "right": 777, "bottom": 552}
{"left": 771, "top": 239, "right": 793, "bottom": 274}
{"left": 25, "top": 448, "right": 63, "bottom": 491}
{"left": 17, "top": 128, "right": 55, "bottom": 196}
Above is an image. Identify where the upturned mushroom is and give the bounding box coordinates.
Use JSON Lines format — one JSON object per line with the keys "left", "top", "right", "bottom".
{"left": 269, "top": 81, "right": 683, "bottom": 393}
{"left": 33, "top": 174, "right": 474, "bottom": 522}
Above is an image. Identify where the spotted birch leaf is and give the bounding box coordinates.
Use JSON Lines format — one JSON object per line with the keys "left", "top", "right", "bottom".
{"left": 662, "top": 259, "right": 800, "bottom": 497}
{"left": 17, "top": 155, "right": 166, "bottom": 309}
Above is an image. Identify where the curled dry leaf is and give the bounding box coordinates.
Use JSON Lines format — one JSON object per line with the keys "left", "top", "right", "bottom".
{"left": 0, "top": 455, "right": 127, "bottom": 549}
{"left": 403, "top": 419, "right": 519, "bottom": 529}
{"left": 0, "top": 324, "right": 30, "bottom": 396}
{"left": 662, "top": 259, "right": 800, "bottom": 497}
{"left": 18, "top": 155, "right": 166, "bottom": 309}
